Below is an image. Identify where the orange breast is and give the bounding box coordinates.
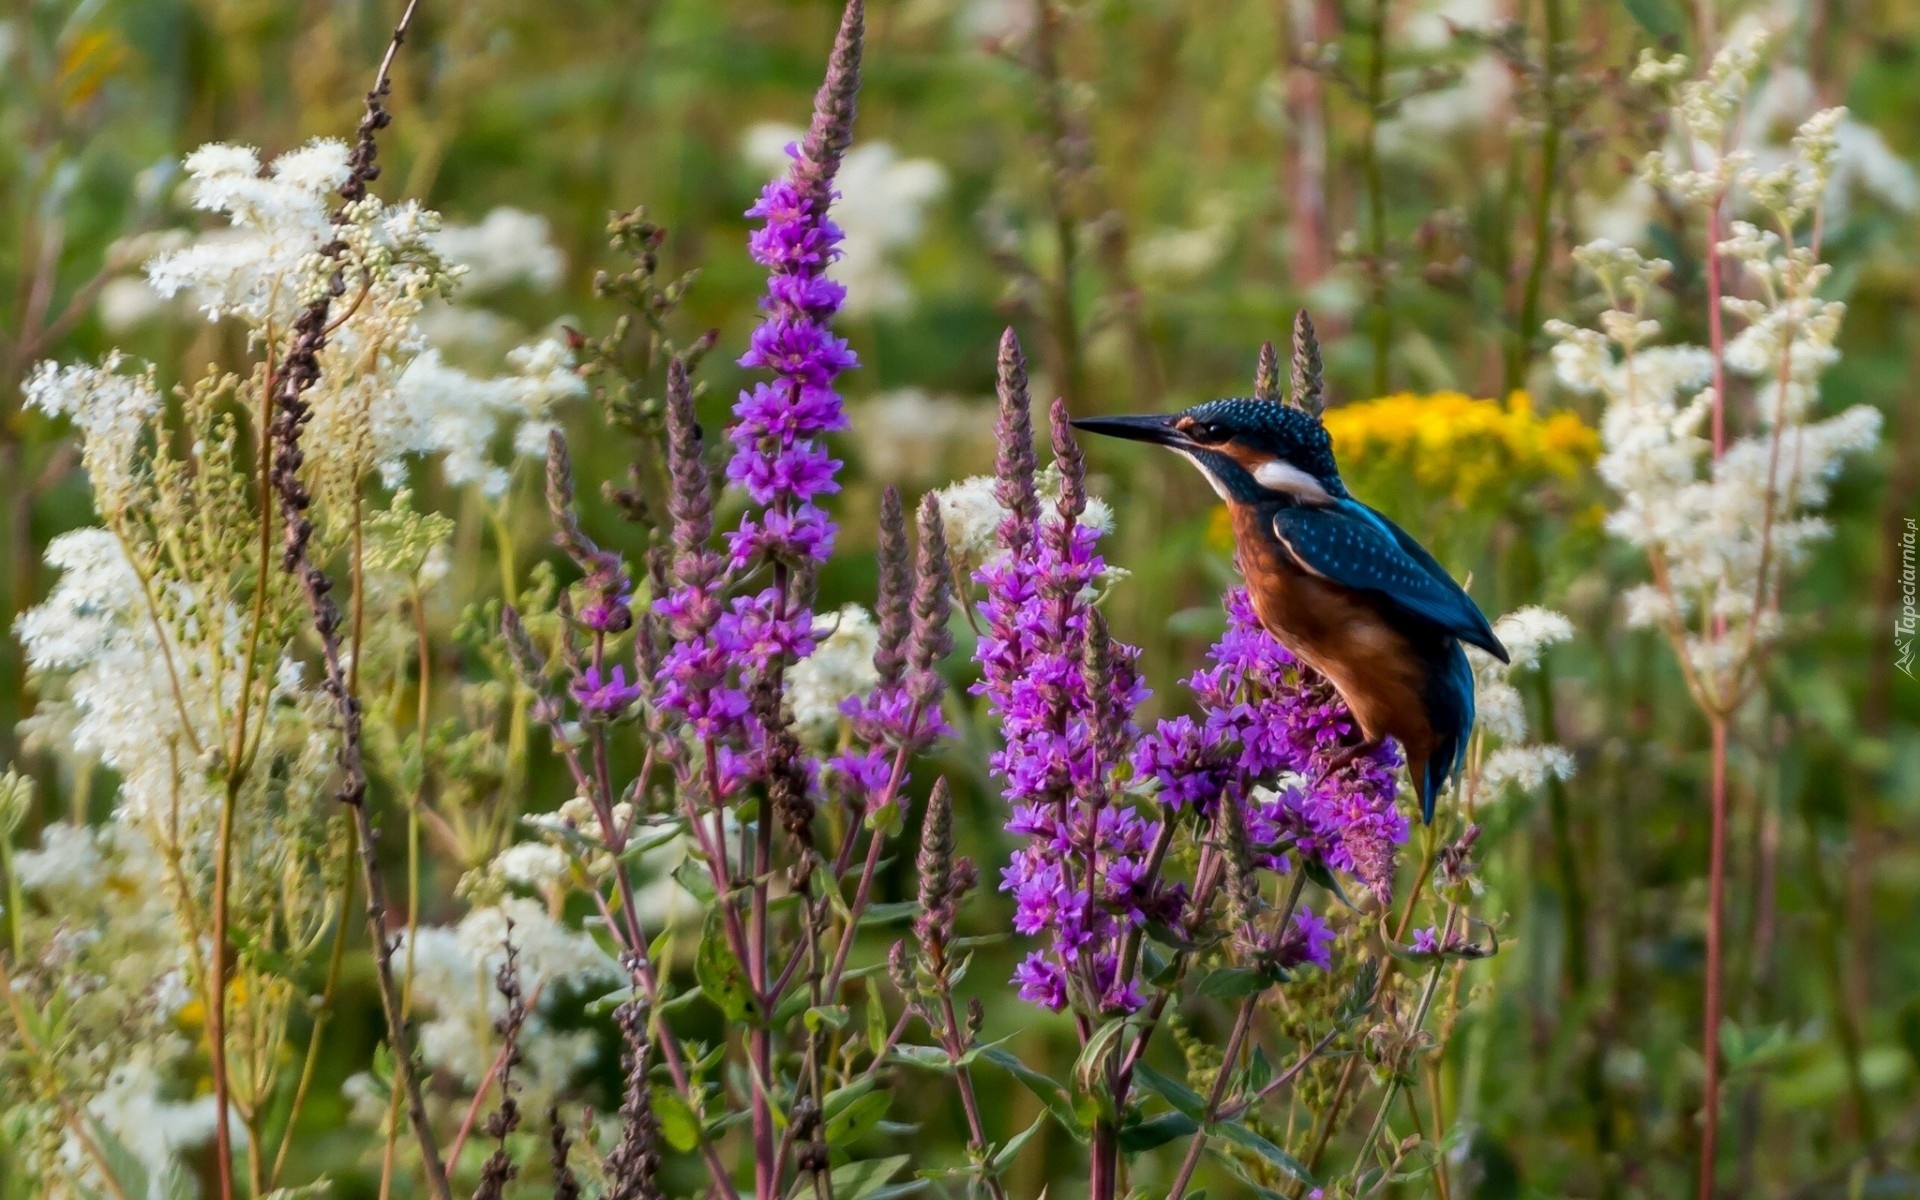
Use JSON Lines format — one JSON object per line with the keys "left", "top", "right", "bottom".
{"left": 1229, "top": 506, "right": 1438, "bottom": 766}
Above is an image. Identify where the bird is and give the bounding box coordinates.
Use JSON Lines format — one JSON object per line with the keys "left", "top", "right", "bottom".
{"left": 1071, "top": 312, "right": 1508, "bottom": 822}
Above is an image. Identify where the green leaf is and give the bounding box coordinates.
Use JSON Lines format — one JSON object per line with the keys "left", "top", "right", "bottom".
{"left": 890, "top": 1043, "right": 957, "bottom": 1071}
{"left": 1207, "top": 1146, "right": 1295, "bottom": 1199}
{"left": 1301, "top": 858, "right": 1359, "bottom": 911}
{"left": 695, "top": 910, "right": 760, "bottom": 1025}
{"left": 827, "top": 1091, "right": 892, "bottom": 1146}
{"left": 824, "top": 1077, "right": 880, "bottom": 1121}
{"left": 861, "top": 900, "right": 920, "bottom": 926}
{"left": 991, "top": 1113, "right": 1050, "bottom": 1171}
{"left": 1140, "top": 943, "right": 1176, "bottom": 988}
{"left": 673, "top": 855, "right": 717, "bottom": 904}
{"left": 1132, "top": 1062, "right": 1208, "bottom": 1120}
{"left": 1245, "top": 1046, "right": 1274, "bottom": 1095}
{"left": 1198, "top": 967, "right": 1270, "bottom": 1000}
{"left": 1118, "top": 1111, "right": 1200, "bottom": 1152}
{"left": 825, "top": 1155, "right": 919, "bottom": 1200}
{"left": 1211, "top": 1119, "right": 1317, "bottom": 1186}
{"left": 805, "top": 1004, "right": 851, "bottom": 1033}
{"left": 866, "top": 978, "right": 891, "bottom": 1056}
{"left": 979, "top": 1046, "right": 1088, "bottom": 1141}
{"left": 653, "top": 1087, "right": 701, "bottom": 1152}
{"left": 1619, "top": 0, "right": 1683, "bottom": 39}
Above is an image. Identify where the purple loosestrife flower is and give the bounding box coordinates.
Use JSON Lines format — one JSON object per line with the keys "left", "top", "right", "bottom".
{"left": 1135, "top": 587, "right": 1407, "bottom": 903}
{"left": 726, "top": 0, "right": 863, "bottom": 573}
{"left": 654, "top": 362, "right": 753, "bottom": 746}
{"left": 1279, "top": 908, "right": 1335, "bottom": 971}
{"left": 1409, "top": 926, "right": 1442, "bottom": 955}
{"left": 974, "top": 335, "right": 1174, "bottom": 1016}
{"left": 829, "top": 490, "right": 954, "bottom": 811}
{"left": 653, "top": 2, "right": 865, "bottom": 794}
{"left": 571, "top": 666, "right": 643, "bottom": 719}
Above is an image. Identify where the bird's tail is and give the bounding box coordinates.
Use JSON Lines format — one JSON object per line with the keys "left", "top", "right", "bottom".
{"left": 1414, "top": 740, "right": 1458, "bottom": 824}
{"left": 1418, "top": 641, "right": 1478, "bottom": 823}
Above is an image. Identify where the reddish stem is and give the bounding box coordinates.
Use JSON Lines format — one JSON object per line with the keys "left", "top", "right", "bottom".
{"left": 1699, "top": 716, "right": 1729, "bottom": 1200}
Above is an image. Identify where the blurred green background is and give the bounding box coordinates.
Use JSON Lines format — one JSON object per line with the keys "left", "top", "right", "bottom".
{"left": 2, "top": 0, "right": 1917, "bottom": 1195}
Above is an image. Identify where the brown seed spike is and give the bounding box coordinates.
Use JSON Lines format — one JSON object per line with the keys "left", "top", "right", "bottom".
{"left": 1255, "top": 339, "right": 1283, "bottom": 404}
{"left": 1291, "top": 309, "right": 1325, "bottom": 417}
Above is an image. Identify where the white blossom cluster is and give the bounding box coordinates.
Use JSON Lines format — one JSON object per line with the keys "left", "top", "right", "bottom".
{"left": 390, "top": 898, "right": 617, "bottom": 1095}
{"left": 1550, "top": 35, "right": 1882, "bottom": 702}
{"left": 15, "top": 529, "right": 234, "bottom": 822}
{"left": 1467, "top": 607, "right": 1578, "bottom": 799}
{"left": 788, "top": 604, "right": 882, "bottom": 741}
{"left": 9, "top": 136, "right": 593, "bottom": 1194}
{"left": 933, "top": 464, "right": 1117, "bottom": 566}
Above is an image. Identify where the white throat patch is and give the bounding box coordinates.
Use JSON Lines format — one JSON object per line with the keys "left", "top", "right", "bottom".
{"left": 1253, "top": 458, "right": 1333, "bottom": 505}
{"left": 1174, "top": 449, "right": 1231, "bottom": 500}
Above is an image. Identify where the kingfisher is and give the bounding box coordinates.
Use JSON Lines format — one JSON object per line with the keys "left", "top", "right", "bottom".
{"left": 1072, "top": 312, "right": 1508, "bottom": 822}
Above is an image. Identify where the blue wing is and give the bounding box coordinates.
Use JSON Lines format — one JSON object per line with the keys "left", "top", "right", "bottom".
{"left": 1271, "top": 500, "right": 1508, "bottom": 662}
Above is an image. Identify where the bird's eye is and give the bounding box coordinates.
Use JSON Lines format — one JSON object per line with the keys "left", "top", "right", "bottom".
{"left": 1187, "top": 421, "right": 1227, "bottom": 445}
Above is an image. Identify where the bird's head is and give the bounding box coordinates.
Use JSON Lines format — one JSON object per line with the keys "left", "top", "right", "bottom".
{"left": 1071, "top": 397, "right": 1345, "bottom": 508}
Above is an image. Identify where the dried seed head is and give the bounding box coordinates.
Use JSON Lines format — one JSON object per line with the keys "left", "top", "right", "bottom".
{"left": 994, "top": 328, "right": 1039, "bottom": 543}
{"left": 1255, "top": 338, "right": 1283, "bottom": 403}
{"left": 873, "top": 485, "right": 911, "bottom": 687}
{"left": 1291, "top": 309, "right": 1324, "bottom": 417}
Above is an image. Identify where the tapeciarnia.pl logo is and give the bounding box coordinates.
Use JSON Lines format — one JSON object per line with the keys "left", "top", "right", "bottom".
{"left": 1899, "top": 517, "right": 1917, "bottom": 680}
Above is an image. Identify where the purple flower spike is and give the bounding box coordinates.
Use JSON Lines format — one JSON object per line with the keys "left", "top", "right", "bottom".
{"left": 1138, "top": 587, "right": 1408, "bottom": 904}
{"left": 728, "top": 0, "right": 864, "bottom": 569}
{"left": 973, "top": 335, "right": 1176, "bottom": 1015}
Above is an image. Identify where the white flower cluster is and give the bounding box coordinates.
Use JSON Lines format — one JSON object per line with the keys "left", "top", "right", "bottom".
{"left": 146, "top": 140, "right": 355, "bottom": 325}
{"left": 744, "top": 123, "right": 948, "bottom": 315}
{"left": 71, "top": 140, "right": 584, "bottom": 502}
{"left": 933, "top": 465, "right": 1117, "bottom": 565}
{"left": 4, "top": 819, "right": 212, "bottom": 1192}
{"left": 430, "top": 206, "right": 568, "bottom": 293}
{"left": 23, "top": 354, "right": 161, "bottom": 515}
{"left": 787, "top": 604, "right": 882, "bottom": 741}
{"left": 1550, "top": 40, "right": 1882, "bottom": 699}
{"left": 393, "top": 897, "right": 617, "bottom": 1094}
{"left": 1466, "top": 607, "right": 1577, "bottom": 799}
{"left": 383, "top": 335, "right": 586, "bottom": 495}
{"left": 15, "top": 530, "right": 228, "bottom": 822}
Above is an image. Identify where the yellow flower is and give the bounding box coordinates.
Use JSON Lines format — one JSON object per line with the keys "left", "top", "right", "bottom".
{"left": 1322, "top": 391, "right": 1598, "bottom": 511}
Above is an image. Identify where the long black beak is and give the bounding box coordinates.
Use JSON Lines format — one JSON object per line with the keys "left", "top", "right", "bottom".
{"left": 1068, "top": 413, "right": 1186, "bottom": 447}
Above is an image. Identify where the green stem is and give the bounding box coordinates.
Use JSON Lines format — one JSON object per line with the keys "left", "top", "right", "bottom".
{"left": 1508, "top": 0, "right": 1564, "bottom": 394}
{"left": 1362, "top": 0, "right": 1391, "bottom": 395}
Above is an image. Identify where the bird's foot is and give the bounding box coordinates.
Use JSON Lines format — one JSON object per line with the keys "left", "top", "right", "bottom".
{"left": 1323, "top": 738, "right": 1382, "bottom": 772}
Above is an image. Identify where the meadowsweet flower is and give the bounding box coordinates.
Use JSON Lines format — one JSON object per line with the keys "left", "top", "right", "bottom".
{"left": 1460, "top": 607, "right": 1578, "bottom": 804}
{"left": 431, "top": 207, "right": 568, "bottom": 292}
{"left": 788, "top": 604, "right": 882, "bottom": 739}
{"left": 24, "top": 354, "right": 163, "bottom": 515}
{"left": 1553, "top": 59, "right": 1883, "bottom": 697}
{"left": 492, "top": 842, "right": 572, "bottom": 890}
{"left": 397, "top": 898, "right": 616, "bottom": 1094}
{"left": 147, "top": 140, "right": 348, "bottom": 324}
